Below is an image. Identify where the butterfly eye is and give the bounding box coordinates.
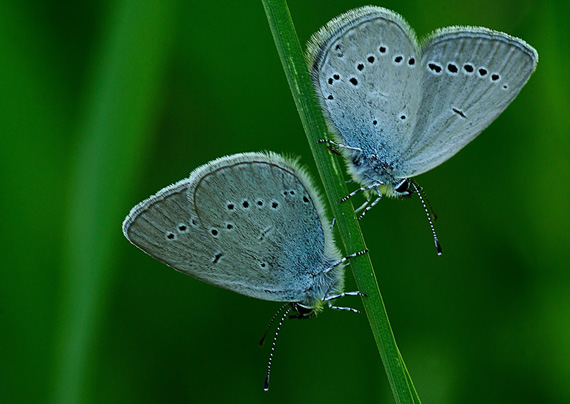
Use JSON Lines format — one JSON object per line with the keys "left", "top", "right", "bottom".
{"left": 395, "top": 180, "right": 410, "bottom": 194}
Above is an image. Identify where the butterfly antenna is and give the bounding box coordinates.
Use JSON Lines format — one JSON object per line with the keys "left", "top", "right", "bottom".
{"left": 410, "top": 180, "right": 442, "bottom": 256}
{"left": 264, "top": 305, "right": 294, "bottom": 391}
{"left": 411, "top": 179, "right": 438, "bottom": 222}
{"left": 259, "top": 303, "right": 289, "bottom": 346}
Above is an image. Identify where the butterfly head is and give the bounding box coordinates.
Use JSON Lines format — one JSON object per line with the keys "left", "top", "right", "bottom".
{"left": 386, "top": 178, "right": 414, "bottom": 198}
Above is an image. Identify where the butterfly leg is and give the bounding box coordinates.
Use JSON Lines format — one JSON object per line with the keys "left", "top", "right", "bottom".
{"left": 340, "top": 183, "right": 378, "bottom": 203}
{"left": 329, "top": 217, "right": 336, "bottom": 232}
{"left": 354, "top": 200, "right": 369, "bottom": 213}
{"left": 327, "top": 302, "right": 361, "bottom": 313}
{"left": 318, "top": 139, "right": 363, "bottom": 155}
{"left": 326, "top": 291, "right": 367, "bottom": 300}
{"left": 324, "top": 291, "right": 367, "bottom": 313}
{"left": 357, "top": 186, "right": 382, "bottom": 219}
{"left": 324, "top": 249, "right": 368, "bottom": 273}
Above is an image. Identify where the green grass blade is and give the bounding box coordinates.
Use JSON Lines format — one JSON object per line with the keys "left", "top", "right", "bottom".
{"left": 260, "top": 0, "right": 421, "bottom": 402}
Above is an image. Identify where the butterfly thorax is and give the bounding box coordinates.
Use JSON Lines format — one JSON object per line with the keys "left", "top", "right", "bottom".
{"left": 296, "top": 261, "right": 345, "bottom": 312}
{"left": 345, "top": 146, "right": 413, "bottom": 199}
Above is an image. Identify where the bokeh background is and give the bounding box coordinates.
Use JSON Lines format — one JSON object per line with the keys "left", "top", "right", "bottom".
{"left": 2, "top": 0, "right": 568, "bottom": 403}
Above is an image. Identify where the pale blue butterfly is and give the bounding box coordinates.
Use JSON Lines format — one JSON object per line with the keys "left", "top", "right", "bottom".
{"left": 307, "top": 6, "right": 538, "bottom": 254}
{"left": 122, "top": 152, "right": 365, "bottom": 389}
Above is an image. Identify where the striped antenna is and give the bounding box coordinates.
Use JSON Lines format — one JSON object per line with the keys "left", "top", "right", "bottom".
{"left": 410, "top": 180, "right": 442, "bottom": 256}
{"left": 263, "top": 305, "right": 293, "bottom": 391}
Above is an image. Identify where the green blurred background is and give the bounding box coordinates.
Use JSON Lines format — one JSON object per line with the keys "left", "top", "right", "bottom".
{"left": 1, "top": 0, "right": 568, "bottom": 402}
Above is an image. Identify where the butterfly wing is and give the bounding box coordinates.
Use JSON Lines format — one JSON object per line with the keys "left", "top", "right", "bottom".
{"left": 122, "top": 179, "right": 224, "bottom": 285}
{"left": 394, "top": 28, "right": 538, "bottom": 177}
{"left": 307, "top": 6, "right": 422, "bottom": 158}
{"left": 187, "top": 152, "right": 343, "bottom": 303}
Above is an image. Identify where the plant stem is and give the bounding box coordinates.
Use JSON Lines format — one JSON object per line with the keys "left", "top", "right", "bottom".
{"left": 261, "top": 1, "right": 421, "bottom": 402}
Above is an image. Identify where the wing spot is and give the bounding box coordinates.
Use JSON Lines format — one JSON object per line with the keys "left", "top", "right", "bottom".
{"left": 327, "top": 94, "right": 334, "bottom": 100}
{"left": 177, "top": 224, "right": 188, "bottom": 233}
{"left": 166, "top": 232, "right": 176, "bottom": 240}
{"left": 256, "top": 198, "right": 264, "bottom": 208}
{"left": 447, "top": 63, "right": 458, "bottom": 74}
{"left": 271, "top": 200, "right": 280, "bottom": 210}
{"left": 378, "top": 45, "right": 388, "bottom": 54}
{"left": 428, "top": 62, "right": 443, "bottom": 74}
{"left": 303, "top": 195, "right": 310, "bottom": 203}
{"left": 367, "top": 55, "right": 375, "bottom": 64}
{"left": 333, "top": 43, "right": 344, "bottom": 57}
{"left": 408, "top": 57, "right": 416, "bottom": 66}
{"left": 225, "top": 222, "right": 235, "bottom": 231}
{"left": 463, "top": 63, "right": 474, "bottom": 73}
{"left": 226, "top": 202, "right": 235, "bottom": 211}
{"left": 349, "top": 77, "right": 358, "bottom": 86}
{"left": 210, "top": 228, "right": 219, "bottom": 237}
{"left": 478, "top": 67, "right": 488, "bottom": 77}
{"left": 491, "top": 73, "right": 500, "bottom": 82}
{"left": 242, "top": 200, "right": 250, "bottom": 209}
{"left": 452, "top": 107, "right": 467, "bottom": 118}
{"left": 356, "top": 63, "right": 364, "bottom": 71}
{"left": 212, "top": 252, "right": 224, "bottom": 264}
{"left": 282, "top": 189, "right": 296, "bottom": 197}
{"left": 393, "top": 55, "right": 404, "bottom": 64}
{"left": 258, "top": 226, "right": 273, "bottom": 242}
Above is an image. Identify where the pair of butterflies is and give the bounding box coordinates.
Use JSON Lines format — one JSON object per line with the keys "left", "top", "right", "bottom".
{"left": 122, "top": 6, "right": 537, "bottom": 390}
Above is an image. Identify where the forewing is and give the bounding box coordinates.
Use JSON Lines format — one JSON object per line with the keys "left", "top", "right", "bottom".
{"left": 187, "top": 153, "right": 339, "bottom": 302}
{"left": 396, "top": 28, "right": 538, "bottom": 177}
{"left": 122, "top": 179, "right": 223, "bottom": 285}
{"left": 307, "top": 6, "right": 422, "bottom": 155}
